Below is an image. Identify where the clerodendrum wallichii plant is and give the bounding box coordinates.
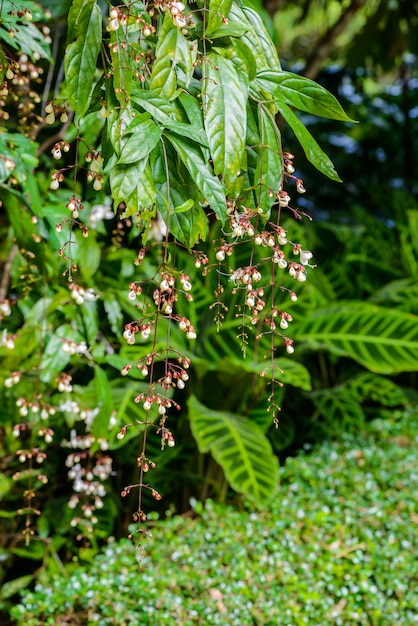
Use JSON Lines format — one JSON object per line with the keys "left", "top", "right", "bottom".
{"left": 0, "top": 0, "right": 353, "bottom": 543}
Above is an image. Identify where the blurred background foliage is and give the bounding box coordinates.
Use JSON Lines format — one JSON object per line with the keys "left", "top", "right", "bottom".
{"left": 1, "top": 0, "right": 418, "bottom": 617}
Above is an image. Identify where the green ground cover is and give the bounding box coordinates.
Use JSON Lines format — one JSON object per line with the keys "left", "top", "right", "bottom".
{"left": 11, "top": 408, "right": 418, "bottom": 626}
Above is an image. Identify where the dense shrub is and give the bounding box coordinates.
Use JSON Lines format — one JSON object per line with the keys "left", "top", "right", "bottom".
{"left": 10, "top": 407, "right": 418, "bottom": 626}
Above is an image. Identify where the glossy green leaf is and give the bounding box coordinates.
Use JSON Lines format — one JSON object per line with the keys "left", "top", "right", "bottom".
{"left": 151, "top": 14, "right": 197, "bottom": 95}
{"left": 202, "top": 53, "right": 247, "bottom": 190}
{"left": 188, "top": 396, "right": 279, "bottom": 507}
{"left": 64, "top": 0, "right": 102, "bottom": 117}
{"left": 131, "top": 90, "right": 181, "bottom": 124}
{"left": 109, "top": 28, "right": 136, "bottom": 103}
{"left": 254, "top": 105, "right": 282, "bottom": 213}
{"left": 164, "top": 119, "right": 209, "bottom": 147}
{"left": 67, "top": 0, "right": 84, "bottom": 41}
{"left": 167, "top": 134, "right": 227, "bottom": 223}
{"left": 206, "top": 0, "right": 233, "bottom": 36}
{"left": 256, "top": 71, "right": 356, "bottom": 122}
{"left": 231, "top": 39, "right": 257, "bottom": 81}
{"left": 110, "top": 158, "right": 156, "bottom": 217}
{"left": 119, "top": 114, "right": 163, "bottom": 164}
{"left": 157, "top": 183, "right": 208, "bottom": 249}
{"left": 207, "top": 21, "right": 249, "bottom": 39}
{"left": 229, "top": 3, "right": 281, "bottom": 73}
{"left": 276, "top": 98, "right": 341, "bottom": 181}
{"left": 294, "top": 303, "right": 418, "bottom": 374}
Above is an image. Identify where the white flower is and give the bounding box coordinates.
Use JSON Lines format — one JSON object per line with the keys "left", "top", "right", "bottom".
{"left": 300, "top": 250, "right": 313, "bottom": 265}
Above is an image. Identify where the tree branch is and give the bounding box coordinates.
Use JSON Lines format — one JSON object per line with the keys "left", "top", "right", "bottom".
{"left": 303, "top": 0, "right": 367, "bottom": 80}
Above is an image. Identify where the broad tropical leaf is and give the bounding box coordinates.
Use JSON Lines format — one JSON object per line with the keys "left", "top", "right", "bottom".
{"left": 65, "top": 0, "right": 102, "bottom": 117}
{"left": 188, "top": 396, "right": 279, "bottom": 507}
{"left": 312, "top": 391, "right": 365, "bottom": 433}
{"left": 294, "top": 303, "right": 418, "bottom": 374}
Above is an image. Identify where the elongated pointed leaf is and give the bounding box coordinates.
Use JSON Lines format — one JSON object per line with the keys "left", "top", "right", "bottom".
{"left": 206, "top": 0, "right": 233, "bottom": 36}
{"left": 110, "top": 158, "right": 156, "bottom": 217}
{"left": 202, "top": 53, "right": 247, "bottom": 190}
{"left": 229, "top": 3, "right": 281, "bottom": 73}
{"left": 164, "top": 119, "right": 208, "bottom": 147}
{"left": 131, "top": 89, "right": 181, "bottom": 124}
{"left": 119, "top": 114, "right": 163, "bottom": 164}
{"left": 151, "top": 14, "right": 197, "bottom": 95}
{"left": 156, "top": 182, "right": 208, "bottom": 249}
{"left": 276, "top": 98, "right": 341, "bottom": 181}
{"left": 188, "top": 396, "right": 279, "bottom": 507}
{"left": 254, "top": 105, "right": 282, "bottom": 213}
{"left": 294, "top": 303, "right": 418, "bottom": 374}
{"left": 110, "top": 28, "right": 136, "bottom": 104}
{"left": 167, "top": 134, "right": 227, "bottom": 223}
{"left": 256, "top": 71, "right": 356, "bottom": 122}
{"left": 65, "top": 0, "right": 102, "bottom": 117}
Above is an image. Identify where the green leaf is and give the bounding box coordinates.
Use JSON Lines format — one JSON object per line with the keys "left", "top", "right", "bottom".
{"left": 151, "top": 14, "right": 197, "bottom": 95}
{"left": 254, "top": 105, "right": 282, "bottom": 213}
{"left": 276, "top": 98, "right": 341, "bottom": 181}
{"left": 346, "top": 372, "right": 407, "bottom": 406}
{"left": 294, "top": 303, "right": 418, "bottom": 374}
{"left": 0, "top": 575, "right": 33, "bottom": 600}
{"left": 206, "top": 0, "right": 233, "bottom": 36}
{"left": 92, "top": 365, "right": 113, "bottom": 439}
{"left": 67, "top": 0, "right": 84, "bottom": 41}
{"left": 231, "top": 39, "right": 257, "bottom": 81}
{"left": 229, "top": 3, "right": 281, "bottom": 73}
{"left": 255, "top": 71, "right": 356, "bottom": 122}
{"left": 110, "top": 158, "right": 156, "bottom": 217}
{"left": 157, "top": 183, "right": 208, "bottom": 249}
{"left": 102, "top": 293, "right": 123, "bottom": 336}
{"left": 119, "top": 115, "right": 163, "bottom": 164}
{"left": 131, "top": 90, "right": 181, "bottom": 124}
{"left": 164, "top": 119, "right": 209, "bottom": 147}
{"left": 65, "top": 0, "right": 102, "bottom": 117}
{"left": 39, "top": 327, "right": 73, "bottom": 383}
{"left": 109, "top": 27, "right": 136, "bottom": 104}
{"left": 77, "top": 232, "right": 101, "bottom": 279}
{"left": 202, "top": 53, "right": 247, "bottom": 190}
{"left": 312, "top": 391, "right": 365, "bottom": 433}
{"left": 166, "top": 134, "right": 227, "bottom": 223}
{"left": 207, "top": 21, "right": 249, "bottom": 39}
{"left": 188, "top": 396, "right": 279, "bottom": 507}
